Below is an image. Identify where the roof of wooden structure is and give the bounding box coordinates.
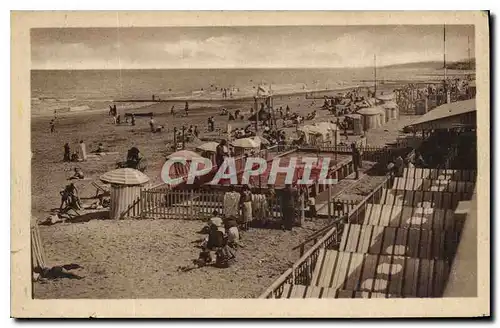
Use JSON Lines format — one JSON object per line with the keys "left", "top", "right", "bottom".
{"left": 405, "top": 99, "right": 476, "bottom": 130}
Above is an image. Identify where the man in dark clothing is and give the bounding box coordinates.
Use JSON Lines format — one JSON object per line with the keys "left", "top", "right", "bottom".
{"left": 184, "top": 101, "right": 189, "bottom": 116}
{"left": 63, "top": 143, "right": 71, "bottom": 162}
{"left": 50, "top": 120, "right": 55, "bottom": 133}
{"left": 215, "top": 140, "right": 229, "bottom": 168}
{"left": 351, "top": 143, "right": 361, "bottom": 179}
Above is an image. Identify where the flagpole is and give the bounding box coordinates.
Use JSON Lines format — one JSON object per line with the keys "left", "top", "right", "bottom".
{"left": 374, "top": 54, "right": 377, "bottom": 98}
{"left": 444, "top": 24, "right": 447, "bottom": 81}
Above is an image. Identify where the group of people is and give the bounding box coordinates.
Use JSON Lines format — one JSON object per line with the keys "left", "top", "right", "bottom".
{"left": 63, "top": 140, "right": 105, "bottom": 162}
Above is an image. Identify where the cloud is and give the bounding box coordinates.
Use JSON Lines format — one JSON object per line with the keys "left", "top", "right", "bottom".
{"left": 31, "top": 26, "right": 474, "bottom": 69}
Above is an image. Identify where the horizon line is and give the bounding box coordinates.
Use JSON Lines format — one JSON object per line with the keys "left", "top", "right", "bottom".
{"left": 30, "top": 58, "right": 475, "bottom": 71}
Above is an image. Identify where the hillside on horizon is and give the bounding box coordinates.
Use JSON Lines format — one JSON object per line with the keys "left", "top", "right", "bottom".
{"left": 382, "top": 59, "right": 475, "bottom": 70}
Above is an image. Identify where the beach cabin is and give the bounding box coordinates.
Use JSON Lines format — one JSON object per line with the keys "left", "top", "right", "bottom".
{"left": 357, "top": 107, "right": 384, "bottom": 131}
{"left": 100, "top": 168, "right": 149, "bottom": 220}
{"left": 345, "top": 114, "right": 363, "bottom": 136}
{"left": 195, "top": 141, "right": 219, "bottom": 162}
{"left": 382, "top": 101, "right": 399, "bottom": 120}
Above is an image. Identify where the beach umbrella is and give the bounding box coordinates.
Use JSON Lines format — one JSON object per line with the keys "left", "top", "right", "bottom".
{"left": 167, "top": 150, "right": 202, "bottom": 160}
{"left": 232, "top": 137, "right": 260, "bottom": 148}
{"left": 253, "top": 136, "right": 271, "bottom": 145}
{"left": 100, "top": 168, "right": 150, "bottom": 185}
{"left": 195, "top": 142, "right": 219, "bottom": 153}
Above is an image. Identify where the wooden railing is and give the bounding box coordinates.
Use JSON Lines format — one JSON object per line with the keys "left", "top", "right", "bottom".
{"left": 258, "top": 174, "right": 394, "bottom": 299}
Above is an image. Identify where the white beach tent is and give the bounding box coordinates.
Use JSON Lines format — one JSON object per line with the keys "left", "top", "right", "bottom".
{"left": 232, "top": 137, "right": 260, "bottom": 149}
{"left": 100, "top": 168, "right": 150, "bottom": 220}
{"left": 195, "top": 142, "right": 219, "bottom": 153}
{"left": 167, "top": 150, "right": 203, "bottom": 161}
{"left": 297, "top": 125, "right": 330, "bottom": 144}
{"left": 253, "top": 136, "right": 271, "bottom": 146}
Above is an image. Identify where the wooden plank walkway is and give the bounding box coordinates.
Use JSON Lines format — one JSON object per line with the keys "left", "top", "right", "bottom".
{"left": 379, "top": 189, "right": 472, "bottom": 209}
{"left": 393, "top": 178, "right": 475, "bottom": 193}
{"left": 360, "top": 204, "right": 462, "bottom": 231}
{"left": 339, "top": 223, "right": 460, "bottom": 260}
{"left": 279, "top": 250, "right": 450, "bottom": 298}
{"left": 403, "top": 168, "right": 477, "bottom": 182}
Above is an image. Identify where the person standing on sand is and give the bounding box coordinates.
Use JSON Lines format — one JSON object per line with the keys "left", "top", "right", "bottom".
{"left": 171, "top": 106, "right": 175, "bottom": 117}
{"left": 79, "top": 140, "right": 87, "bottom": 161}
{"left": 215, "top": 140, "right": 229, "bottom": 168}
{"left": 149, "top": 116, "right": 155, "bottom": 132}
{"left": 131, "top": 114, "right": 136, "bottom": 126}
{"left": 194, "top": 126, "right": 199, "bottom": 138}
{"left": 63, "top": 143, "right": 71, "bottom": 162}
{"left": 239, "top": 185, "right": 253, "bottom": 231}
{"left": 184, "top": 101, "right": 189, "bottom": 116}
{"left": 351, "top": 143, "right": 361, "bottom": 180}
{"left": 50, "top": 119, "right": 55, "bottom": 133}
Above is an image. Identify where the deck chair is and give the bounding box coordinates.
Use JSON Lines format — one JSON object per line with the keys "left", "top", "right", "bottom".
{"left": 92, "top": 181, "right": 110, "bottom": 198}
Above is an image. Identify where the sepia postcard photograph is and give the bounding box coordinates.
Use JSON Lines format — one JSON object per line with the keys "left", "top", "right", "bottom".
{"left": 11, "top": 11, "right": 490, "bottom": 318}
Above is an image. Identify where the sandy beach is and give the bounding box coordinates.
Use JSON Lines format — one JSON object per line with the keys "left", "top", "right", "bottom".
{"left": 32, "top": 80, "right": 415, "bottom": 299}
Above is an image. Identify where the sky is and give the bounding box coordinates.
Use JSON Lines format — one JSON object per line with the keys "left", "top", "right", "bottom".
{"left": 31, "top": 25, "right": 475, "bottom": 70}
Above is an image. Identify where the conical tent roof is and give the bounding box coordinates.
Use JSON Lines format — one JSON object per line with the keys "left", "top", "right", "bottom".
{"left": 357, "top": 106, "right": 385, "bottom": 116}
{"left": 167, "top": 150, "right": 202, "bottom": 160}
{"left": 232, "top": 137, "right": 260, "bottom": 148}
{"left": 195, "top": 142, "right": 219, "bottom": 153}
{"left": 100, "top": 168, "right": 150, "bottom": 185}
{"left": 253, "top": 136, "right": 271, "bottom": 145}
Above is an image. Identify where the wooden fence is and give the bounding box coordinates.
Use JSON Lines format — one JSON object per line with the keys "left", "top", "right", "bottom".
{"left": 258, "top": 174, "right": 394, "bottom": 299}
{"left": 140, "top": 188, "right": 304, "bottom": 222}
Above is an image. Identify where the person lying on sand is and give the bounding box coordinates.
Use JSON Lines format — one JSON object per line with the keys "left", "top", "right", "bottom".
{"left": 68, "top": 167, "right": 84, "bottom": 180}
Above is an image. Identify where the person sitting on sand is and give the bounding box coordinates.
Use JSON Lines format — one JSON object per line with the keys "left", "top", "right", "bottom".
{"left": 95, "top": 143, "right": 105, "bottom": 153}
{"left": 68, "top": 167, "right": 84, "bottom": 180}
{"left": 226, "top": 220, "right": 241, "bottom": 248}
{"left": 70, "top": 151, "right": 80, "bottom": 162}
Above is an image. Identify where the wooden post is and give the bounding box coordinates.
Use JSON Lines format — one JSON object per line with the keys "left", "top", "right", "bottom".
{"left": 327, "top": 181, "right": 332, "bottom": 220}
{"left": 182, "top": 126, "right": 186, "bottom": 150}
{"left": 173, "top": 127, "right": 177, "bottom": 150}
{"left": 299, "top": 191, "right": 304, "bottom": 227}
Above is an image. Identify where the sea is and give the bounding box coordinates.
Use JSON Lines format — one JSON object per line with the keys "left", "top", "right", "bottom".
{"left": 30, "top": 67, "right": 458, "bottom": 116}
